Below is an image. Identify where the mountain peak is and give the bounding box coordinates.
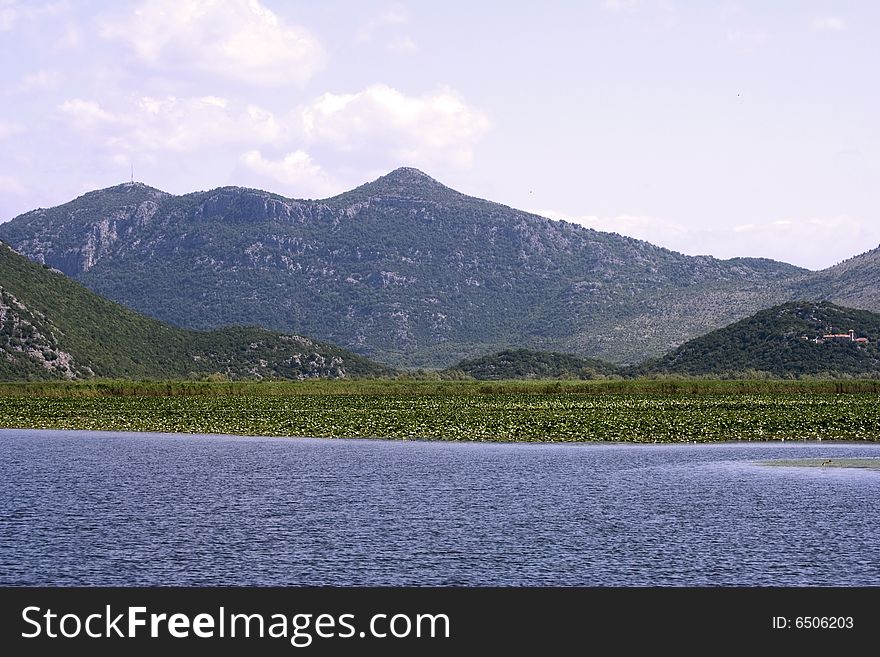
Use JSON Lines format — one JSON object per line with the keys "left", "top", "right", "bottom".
{"left": 380, "top": 167, "right": 440, "bottom": 185}
{"left": 84, "top": 181, "right": 170, "bottom": 200}
{"left": 329, "top": 166, "right": 462, "bottom": 203}
{"left": 369, "top": 166, "right": 450, "bottom": 194}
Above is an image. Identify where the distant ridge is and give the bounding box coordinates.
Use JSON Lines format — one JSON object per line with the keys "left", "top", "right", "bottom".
{"left": 448, "top": 348, "right": 618, "bottom": 380}
{"left": 0, "top": 242, "right": 392, "bottom": 381}
{"left": 1, "top": 168, "right": 873, "bottom": 368}
{"left": 789, "top": 245, "right": 880, "bottom": 310}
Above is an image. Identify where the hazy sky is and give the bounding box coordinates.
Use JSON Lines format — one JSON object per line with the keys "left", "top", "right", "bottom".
{"left": 1, "top": 0, "right": 878, "bottom": 269}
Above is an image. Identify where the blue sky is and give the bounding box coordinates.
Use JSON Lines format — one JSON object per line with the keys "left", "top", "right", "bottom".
{"left": 1, "top": 0, "right": 877, "bottom": 269}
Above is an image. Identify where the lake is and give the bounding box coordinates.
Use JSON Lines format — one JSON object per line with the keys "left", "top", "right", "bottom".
{"left": 1, "top": 429, "right": 879, "bottom": 586}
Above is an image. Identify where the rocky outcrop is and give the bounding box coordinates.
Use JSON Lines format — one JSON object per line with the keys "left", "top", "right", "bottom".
{"left": 0, "top": 287, "right": 83, "bottom": 378}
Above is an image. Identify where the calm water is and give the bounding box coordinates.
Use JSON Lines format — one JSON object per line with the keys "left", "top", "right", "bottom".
{"left": 1, "top": 429, "right": 879, "bottom": 586}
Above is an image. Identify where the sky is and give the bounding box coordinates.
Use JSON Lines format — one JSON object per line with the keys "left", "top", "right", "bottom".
{"left": 1, "top": 0, "right": 878, "bottom": 270}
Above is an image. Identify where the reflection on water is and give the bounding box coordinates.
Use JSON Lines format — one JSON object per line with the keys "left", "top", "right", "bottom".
{"left": 1, "top": 430, "right": 879, "bottom": 586}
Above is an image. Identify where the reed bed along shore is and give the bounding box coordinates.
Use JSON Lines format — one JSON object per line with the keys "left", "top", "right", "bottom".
{"left": 1, "top": 379, "right": 878, "bottom": 442}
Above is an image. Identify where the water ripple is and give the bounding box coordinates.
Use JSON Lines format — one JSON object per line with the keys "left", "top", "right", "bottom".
{"left": 1, "top": 430, "right": 879, "bottom": 586}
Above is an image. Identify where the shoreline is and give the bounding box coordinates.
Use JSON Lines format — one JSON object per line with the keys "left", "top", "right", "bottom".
{"left": 0, "top": 427, "right": 880, "bottom": 452}
{"left": 2, "top": 427, "right": 879, "bottom": 446}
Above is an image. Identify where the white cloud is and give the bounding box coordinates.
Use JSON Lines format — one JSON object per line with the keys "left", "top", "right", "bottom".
{"left": 0, "top": 174, "right": 26, "bottom": 195}
{"left": 534, "top": 209, "right": 688, "bottom": 244}
{"left": 239, "top": 150, "right": 340, "bottom": 198}
{"left": 812, "top": 16, "right": 846, "bottom": 32}
{"left": 299, "top": 84, "right": 490, "bottom": 169}
{"left": 57, "top": 99, "right": 117, "bottom": 129}
{"left": 387, "top": 36, "right": 417, "bottom": 53}
{"left": 59, "top": 23, "right": 81, "bottom": 48}
{"left": 602, "top": 0, "right": 638, "bottom": 12}
{"left": 533, "top": 209, "right": 880, "bottom": 270}
{"left": 355, "top": 5, "right": 409, "bottom": 43}
{"left": 711, "top": 216, "right": 879, "bottom": 269}
{"left": 236, "top": 82, "right": 490, "bottom": 194}
{"left": 55, "top": 83, "right": 489, "bottom": 194}
{"left": 57, "top": 95, "right": 283, "bottom": 153}
{"left": 726, "top": 29, "right": 769, "bottom": 53}
{"left": 0, "top": 1, "right": 69, "bottom": 31}
{"left": 0, "top": 120, "right": 24, "bottom": 139}
{"left": 17, "top": 69, "right": 61, "bottom": 92}
{"left": 100, "top": 0, "right": 325, "bottom": 86}
{"left": 0, "top": 1, "right": 16, "bottom": 31}
{"left": 125, "top": 96, "right": 284, "bottom": 152}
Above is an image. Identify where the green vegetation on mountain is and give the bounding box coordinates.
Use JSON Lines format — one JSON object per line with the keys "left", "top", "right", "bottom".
{"left": 789, "top": 245, "right": 880, "bottom": 311}
{"left": 448, "top": 348, "right": 618, "bottom": 379}
{"left": 632, "top": 301, "right": 880, "bottom": 377}
{"left": 0, "top": 242, "right": 392, "bottom": 380}
{"left": 0, "top": 170, "right": 808, "bottom": 367}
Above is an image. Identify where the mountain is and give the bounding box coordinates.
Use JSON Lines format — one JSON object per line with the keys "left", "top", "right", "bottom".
{"left": 0, "top": 242, "right": 392, "bottom": 380}
{"left": 632, "top": 301, "right": 880, "bottom": 377}
{"left": 448, "top": 348, "right": 618, "bottom": 380}
{"left": 788, "top": 246, "right": 880, "bottom": 311}
{"left": 0, "top": 170, "right": 813, "bottom": 367}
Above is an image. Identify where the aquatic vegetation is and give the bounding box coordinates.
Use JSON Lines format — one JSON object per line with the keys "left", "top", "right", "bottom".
{"left": 0, "top": 383, "right": 878, "bottom": 442}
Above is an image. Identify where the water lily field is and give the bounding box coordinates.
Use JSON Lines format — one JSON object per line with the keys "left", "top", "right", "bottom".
{"left": 0, "top": 379, "right": 877, "bottom": 442}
